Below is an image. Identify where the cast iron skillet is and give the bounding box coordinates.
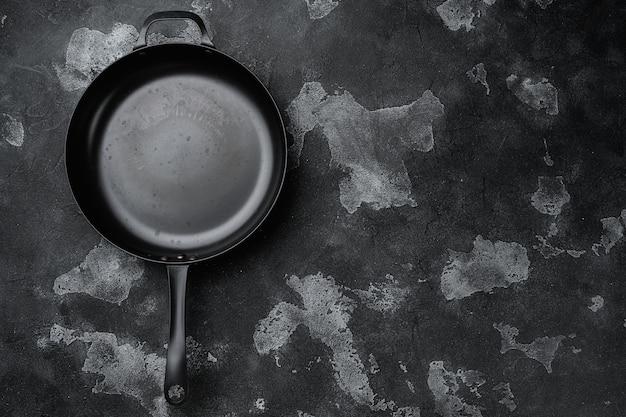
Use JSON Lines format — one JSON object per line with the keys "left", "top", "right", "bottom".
{"left": 65, "top": 11, "right": 286, "bottom": 405}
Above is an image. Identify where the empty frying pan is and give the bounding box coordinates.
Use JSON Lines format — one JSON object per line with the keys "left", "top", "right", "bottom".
{"left": 65, "top": 11, "right": 286, "bottom": 405}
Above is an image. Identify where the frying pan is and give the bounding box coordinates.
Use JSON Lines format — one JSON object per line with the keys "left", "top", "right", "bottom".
{"left": 65, "top": 11, "right": 286, "bottom": 405}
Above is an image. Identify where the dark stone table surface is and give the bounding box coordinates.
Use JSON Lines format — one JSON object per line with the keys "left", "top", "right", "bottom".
{"left": 1, "top": 0, "right": 625, "bottom": 416}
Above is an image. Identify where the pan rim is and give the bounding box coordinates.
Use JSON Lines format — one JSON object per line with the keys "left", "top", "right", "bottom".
{"left": 65, "top": 42, "right": 287, "bottom": 265}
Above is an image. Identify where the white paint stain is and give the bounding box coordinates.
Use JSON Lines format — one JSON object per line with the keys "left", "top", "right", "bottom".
{"left": 305, "top": 0, "right": 340, "bottom": 19}
{"left": 0, "top": 113, "right": 25, "bottom": 147}
{"left": 440, "top": 235, "right": 530, "bottom": 300}
{"left": 492, "top": 382, "right": 516, "bottom": 411}
{"left": 588, "top": 295, "right": 605, "bottom": 312}
{"left": 506, "top": 74, "right": 559, "bottom": 115}
{"left": 53, "top": 239, "right": 144, "bottom": 305}
{"left": 493, "top": 322, "right": 565, "bottom": 373}
{"left": 351, "top": 274, "right": 409, "bottom": 313}
{"left": 436, "top": 0, "right": 477, "bottom": 31}
{"left": 253, "top": 273, "right": 395, "bottom": 410}
{"left": 466, "top": 63, "right": 490, "bottom": 95}
{"left": 47, "top": 324, "right": 167, "bottom": 417}
{"left": 1, "top": 15, "right": 7, "bottom": 28}
{"left": 55, "top": 23, "right": 138, "bottom": 91}
{"left": 286, "top": 82, "right": 444, "bottom": 213}
{"left": 531, "top": 176, "right": 570, "bottom": 216}
{"left": 427, "top": 361, "right": 483, "bottom": 417}
{"left": 592, "top": 209, "right": 626, "bottom": 255}
{"left": 297, "top": 411, "right": 316, "bottom": 417}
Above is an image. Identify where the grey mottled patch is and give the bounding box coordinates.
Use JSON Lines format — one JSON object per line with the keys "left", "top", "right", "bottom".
{"left": 531, "top": 176, "right": 570, "bottom": 216}
{"left": 427, "top": 361, "right": 483, "bottom": 417}
{"left": 506, "top": 75, "right": 559, "bottom": 115}
{"left": 492, "top": 382, "right": 516, "bottom": 411}
{"left": 592, "top": 209, "right": 626, "bottom": 255}
{"left": 286, "top": 81, "right": 444, "bottom": 213}
{"left": 305, "top": 0, "right": 340, "bottom": 19}
{"left": 467, "top": 63, "right": 490, "bottom": 95}
{"left": 588, "top": 295, "right": 604, "bottom": 312}
{"left": 53, "top": 239, "right": 144, "bottom": 304}
{"left": 0, "top": 113, "right": 24, "bottom": 147}
{"left": 493, "top": 323, "right": 565, "bottom": 373}
{"left": 440, "top": 235, "right": 530, "bottom": 300}
{"left": 47, "top": 324, "right": 167, "bottom": 417}
{"left": 254, "top": 273, "right": 395, "bottom": 410}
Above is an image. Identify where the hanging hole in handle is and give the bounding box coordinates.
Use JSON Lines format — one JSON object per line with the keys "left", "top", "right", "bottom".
{"left": 135, "top": 11, "right": 214, "bottom": 50}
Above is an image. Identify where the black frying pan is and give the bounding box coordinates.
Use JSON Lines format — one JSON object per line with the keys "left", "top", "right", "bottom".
{"left": 65, "top": 11, "right": 286, "bottom": 405}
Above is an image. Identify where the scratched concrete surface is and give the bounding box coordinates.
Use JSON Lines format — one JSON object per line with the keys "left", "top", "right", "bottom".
{"left": 1, "top": 0, "right": 625, "bottom": 416}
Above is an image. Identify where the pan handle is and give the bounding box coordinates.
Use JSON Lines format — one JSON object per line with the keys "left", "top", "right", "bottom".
{"left": 164, "top": 264, "right": 189, "bottom": 406}
{"left": 135, "top": 11, "right": 214, "bottom": 50}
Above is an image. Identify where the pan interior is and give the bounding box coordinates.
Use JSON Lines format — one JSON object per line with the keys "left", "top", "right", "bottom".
{"left": 66, "top": 45, "right": 285, "bottom": 261}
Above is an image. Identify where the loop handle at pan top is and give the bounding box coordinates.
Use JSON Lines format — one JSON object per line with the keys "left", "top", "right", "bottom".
{"left": 134, "top": 11, "right": 215, "bottom": 50}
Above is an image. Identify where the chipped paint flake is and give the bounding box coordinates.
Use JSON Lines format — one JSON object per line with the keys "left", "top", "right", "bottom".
{"left": 254, "top": 398, "right": 266, "bottom": 411}
{"left": 531, "top": 176, "right": 570, "bottom": 216}
{"left": 467, "top": 63, "right": 490, "bottom": 95}
{"left": 254, "top": 273, "right": 394, "bottom": 410}
{"left": 592, "top": 209, "right": 626, "bottom": 255}
{"left": 506, "top": 75, "right": 559, "bottom": 115}
{"left": 47, "top": 324, "right": 166, "bottom": 417}
{"left": 492, "top": 382, "right": 517, "bottom": 411}
{"left": 352, "top": 274, "right": 409, "bottom": 313}
{"left": 393, "top": 406, "right": 421, "bottom": 417}
{"left": 0, "top": 113, "right": 25, "bottom": 147}
{"left": 55, "top": 23, "right": 138, "bottom": 91}
{"left": 305, "top": 0, "right": 340, "bottom": 19}
{"left": 535, "top": 0, "right": 554, "bottom": 8}
{"left": 53, "top": 239, "right": 144, "bottom": 304}
{"left": 436, "top": 0, "right": 476, "bottom": 31}
{"left": 368, "top": 353, "right": 380, "bottom": 374}
{"left": 406, "top": 380, "right": 416, "bottom": 393}
{"left": 588, "top": 295, "right": 605, "bottom": 312}
{"left": 493, "top": 323, "right": 565, "bottom": 373}
{"left": 427, "top": 361, "right": 483, "bottom": 417}
{"left": 286, "top": 82, "right": 444, "bottom": 213}
{"left": 191, "top": 0, "right": 212, "bottom": 14}
{"left": 440, "top": 235, "right": 530, "bottom": 300}
{"left": 542, "top": 138, "right": 554, "bottom": 166}
{"left": 533, "top": 235, "right": 565, "bottom": 259}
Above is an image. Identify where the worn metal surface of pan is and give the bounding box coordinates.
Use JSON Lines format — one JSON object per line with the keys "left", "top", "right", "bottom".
{"left": 65, "top": 11, "right": 286, "bottom": 405}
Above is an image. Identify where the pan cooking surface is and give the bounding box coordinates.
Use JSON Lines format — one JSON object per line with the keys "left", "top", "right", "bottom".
{"left": 100, "top": 74, "right": 274, "bottom": 249}
{"left": 66, "top": 44, "right": 286, "bottom": 261}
